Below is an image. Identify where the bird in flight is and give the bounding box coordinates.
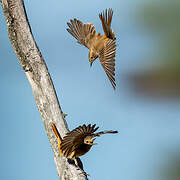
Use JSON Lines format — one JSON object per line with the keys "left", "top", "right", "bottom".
{"left": 67, "top": 8, "right": 117, "bottom": 89}
{"left": 51, "top": 123, "right": 118, "bottom": 166}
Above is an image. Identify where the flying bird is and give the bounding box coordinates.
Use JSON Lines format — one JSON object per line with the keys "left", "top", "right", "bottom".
{"left": 67, "top": 8, "right": 117, "bottom": 89}
{"left": 51, "top": 123, "right": 118, "bottom": 166}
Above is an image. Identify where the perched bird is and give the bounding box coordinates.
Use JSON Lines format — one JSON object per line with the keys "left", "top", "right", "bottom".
{"left": 51, "top": 123, "right": 118, "bottom": 166}
{"left": 67, "top": 8, "right": 117, "bottom": 89}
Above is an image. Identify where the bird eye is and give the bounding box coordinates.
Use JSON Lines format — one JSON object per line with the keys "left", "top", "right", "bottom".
{"left": 91, "top": 56, "right": 93, "bottom": 59}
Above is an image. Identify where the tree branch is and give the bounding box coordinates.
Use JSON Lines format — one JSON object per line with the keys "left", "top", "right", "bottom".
{"left": 1, "top": 0, "right": 87, "bottom": 179}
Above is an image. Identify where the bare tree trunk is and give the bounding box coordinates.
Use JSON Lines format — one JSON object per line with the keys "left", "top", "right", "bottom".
{"left": 1, "top": 0, "right": 87, "bottom": 179}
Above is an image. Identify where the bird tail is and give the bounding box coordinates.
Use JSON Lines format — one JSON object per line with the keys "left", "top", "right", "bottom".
{"left": 51, "top": 123, "right": 63, "bottom": 150}
{"left": 99, "top": 8, "right": 115, "bottom": 40}
{"left": 93, "top": 130, "right": 118, "bottom": 137}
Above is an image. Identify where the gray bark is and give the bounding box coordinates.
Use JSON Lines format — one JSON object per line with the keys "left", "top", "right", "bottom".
{"left": 1, "top": 0, "right": 87, "bottom": 179}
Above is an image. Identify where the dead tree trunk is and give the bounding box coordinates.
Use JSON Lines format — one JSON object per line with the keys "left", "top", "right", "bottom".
{"left": 1, "top": 0, "right": 87, "bottom": 179}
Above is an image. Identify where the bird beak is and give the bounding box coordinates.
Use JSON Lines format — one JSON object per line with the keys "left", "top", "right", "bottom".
{"left": 90, "top": 62, "right": 93, "bottom": 67}
{"left": 92, "top": 138, "right": 97, "bottom": 145}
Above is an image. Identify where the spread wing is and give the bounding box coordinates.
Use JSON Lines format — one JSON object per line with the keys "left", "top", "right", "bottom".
{"left": 67, "top": 19, "right": 96, "bottom": 49}
{"left": 90, "top": 130, "right": 118, "bottom": 138}
{"left": 60, "top": 124, "right": 99, "bottom": 157}
{"left": 99, "top": 39, "right": 116, "bottom": 89}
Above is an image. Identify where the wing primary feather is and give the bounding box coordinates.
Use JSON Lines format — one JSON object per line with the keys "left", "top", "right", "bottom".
{"left": 99, "top": 39, "right": 116, "bottom": 89}
{"left": 67, "top": 19, "right": 96, "bottom": 48}
{"left": 93, "top": 130, "right": 118, "bottom": 137}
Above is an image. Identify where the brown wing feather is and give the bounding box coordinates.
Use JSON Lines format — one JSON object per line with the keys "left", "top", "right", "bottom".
{"left": 99, "top": 39, "right": 116, "bottom": 90}
{"left": 60, "top": 124, "right": 99, "bottom": 157}
{"left": 91, "top": 130, "right": 118, "bottom": 138}
{"left": 67, "top": 19, "right": 96, "bottom": 48}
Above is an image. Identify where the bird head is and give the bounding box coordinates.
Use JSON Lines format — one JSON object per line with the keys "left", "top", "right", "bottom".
{"left": 84, "top": 136, "right": 97, "bottom": 146}
{"left": 89, "top": 50, "right": 98, "bottom": 67}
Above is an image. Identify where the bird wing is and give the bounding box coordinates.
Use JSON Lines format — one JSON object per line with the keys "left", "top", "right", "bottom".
{"left": 67, "top": 19, "right": 96, "bottom": 49}
{"left": 60, "top": 124, "right": 99, "bottom": 157}
{"left": 90, "top": 130, "right": 118, "bottom": 138}
{"left": 99, "top": 39, "right": 116, "bottom": 89}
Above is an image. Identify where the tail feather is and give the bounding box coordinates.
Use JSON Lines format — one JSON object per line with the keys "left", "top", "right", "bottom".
{"left": 99, "top": 8, "right": 115, "bottom": 39}
{"left": 51, "top": 123, "right": 63, "bottom": 143}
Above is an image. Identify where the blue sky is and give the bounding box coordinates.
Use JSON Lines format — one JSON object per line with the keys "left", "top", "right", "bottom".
{"left": 0, "top": 0, "right": 180, "bottom": 180}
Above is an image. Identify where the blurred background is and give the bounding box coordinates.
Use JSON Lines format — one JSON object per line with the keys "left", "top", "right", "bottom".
{"left": 0, "top": 0, "right": 180, "bottom": 179}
